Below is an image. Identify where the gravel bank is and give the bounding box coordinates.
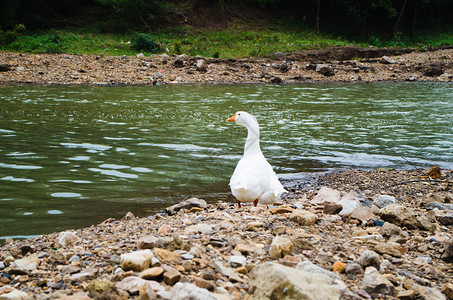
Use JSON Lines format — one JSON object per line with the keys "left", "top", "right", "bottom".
{"left": 0, "top": 168, "right": 452, "bottom": 299}
{"left": 1, "top": 48, "right": 452, "bottom": 85}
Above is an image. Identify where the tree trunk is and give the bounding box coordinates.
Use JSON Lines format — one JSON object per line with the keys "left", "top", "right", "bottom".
{"left": 393, "top": 0, "right": 408, "bottom": 37}
{"left": 315, "top": 0, "right": 321, "bottom": 33}
{"left": 411, "top": 0, "right": 418, "bottom": 37}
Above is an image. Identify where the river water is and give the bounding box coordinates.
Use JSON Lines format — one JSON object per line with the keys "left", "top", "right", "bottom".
{"left": 0, "top": 83, "right": 452, "bottom": 239}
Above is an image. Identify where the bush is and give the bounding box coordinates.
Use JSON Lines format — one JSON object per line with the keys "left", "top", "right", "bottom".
{"left": 131, "top": 33, "right": 160, "bottom": 52}
{"left": 0, "top": 23, "right": 25, "bottom": 45}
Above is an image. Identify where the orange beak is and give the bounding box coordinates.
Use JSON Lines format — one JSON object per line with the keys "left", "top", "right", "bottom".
{"left": 226, "top": 113, "right": 236, "bottom": 122}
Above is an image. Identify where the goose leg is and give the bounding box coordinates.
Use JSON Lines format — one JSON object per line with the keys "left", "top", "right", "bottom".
{"left": 253, "top": 199, "right": 258, "bottom": 207}
{"left": 237, "top": 200, "right": 241, "bottom": 208}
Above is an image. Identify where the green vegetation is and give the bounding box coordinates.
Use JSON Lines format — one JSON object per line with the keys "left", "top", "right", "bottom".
{"left": 0, "top": 0, "right": 452, "bottom": 58}
{"left": 1, "top": 24, "right": 452, "bottom": 58}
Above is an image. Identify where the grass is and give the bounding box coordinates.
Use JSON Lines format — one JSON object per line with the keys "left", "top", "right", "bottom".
{"left": 1, "top": 23, "right": 452, "bottom": 58}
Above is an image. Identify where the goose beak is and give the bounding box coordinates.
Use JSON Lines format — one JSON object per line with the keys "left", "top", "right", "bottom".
{"left": 226, "top": 113, "right": 236, "bottom": 122}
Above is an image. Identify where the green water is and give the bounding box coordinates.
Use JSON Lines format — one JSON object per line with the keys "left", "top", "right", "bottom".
{"left": 0, "top": 83, "right": 452, "bottom": 239}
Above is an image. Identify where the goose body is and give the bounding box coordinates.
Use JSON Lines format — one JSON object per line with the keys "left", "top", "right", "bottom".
{"left": 226, "top": 111, "right": 286, "bottom": 208}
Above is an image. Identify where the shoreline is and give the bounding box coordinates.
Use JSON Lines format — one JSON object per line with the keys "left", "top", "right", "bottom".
{"left": 0, "top": 168, "right": 452, "bottom": 299}
{"left": 1, "top": 48, "right": 452, "bottom": 85}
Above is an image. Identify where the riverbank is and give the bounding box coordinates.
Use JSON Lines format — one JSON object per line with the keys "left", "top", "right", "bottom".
{"left": 1, "top": 47, "right": 452, "bottom": 85}
{"left": 0, "top": 168, "right": 452, "bottom": 299}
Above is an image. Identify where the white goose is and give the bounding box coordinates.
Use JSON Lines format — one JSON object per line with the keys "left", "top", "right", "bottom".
{"left": 226, "top": 111, "right": 286, "bottom": 208}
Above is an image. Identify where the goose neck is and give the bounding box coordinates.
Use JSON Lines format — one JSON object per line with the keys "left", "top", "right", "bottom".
{"left": 244, "top": 125, "right": 261, "bottom": 155}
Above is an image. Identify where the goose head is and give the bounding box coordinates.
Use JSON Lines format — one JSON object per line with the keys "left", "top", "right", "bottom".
{"left": 226, "top": 111, "right": 258, "bottom": 128}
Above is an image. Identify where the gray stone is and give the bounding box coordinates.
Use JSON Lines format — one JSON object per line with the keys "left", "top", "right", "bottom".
{"left": 248, "top": 262, "right": 347, "bottom": 300}
{"left": 296, "top": 260, "right": 342, "bottom": 282}
{"left": 373, "top": 195, "right": 396, "bottom": 208}
{"left": 228, "top": 255, "right": 246, "bottom": 268}
{"left": 426, "top": 202, "right": 453, "bottom": 210}
{"left": 345, "top": 263, "right": 363, "bottom": 276}
{"left": 185, "top": 223, "right": 214, "bottom": 234}
{"left": 213, "top": 261, "right": 233, "bottom": 277}
{"left": 436, "top": 213, "right": 453, "bottom": 225}
{"left": 170, "top": 282, "right": 217, "bottom": 300}
{"left": 380, "top": 56, "right": 395, "bottom": 64}
{"left": 311, "top": 187, "right": 341, "bottom": 204}
{"left": 361, "top": 266, "right": 395, "bottom": 296}
{"left": 69, "top": 267, "right": 98, "bottom": 282}
{"left": 358, "top": 250, "right": 381, "bottom": 269}
{"left": 165, "top": 198, "right": 207, "bottom": 215}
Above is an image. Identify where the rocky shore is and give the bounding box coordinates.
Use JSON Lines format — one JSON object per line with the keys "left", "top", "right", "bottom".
{"left": 0, "top": 168, "right": 452, "bottom": 299}
{"left": 0, "top": 47, "right": 452, "bottom": 85}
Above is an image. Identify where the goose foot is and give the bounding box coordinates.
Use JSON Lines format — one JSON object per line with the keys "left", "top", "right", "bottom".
{"left": 253, "top": 199, "right": 258, "bottom": 207}
{"left": 237, "top": 200, "right": 242, "bottom": 208}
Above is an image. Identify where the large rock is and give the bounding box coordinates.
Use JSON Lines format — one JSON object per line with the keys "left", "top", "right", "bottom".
{"left": 57, "top": 231, "right": 80, "bottom": 247}
{"left": 361, "top": 267, "right": 395, "bottom": 296}
{"left": 316, "top": 64, "right": 334, "bottom": 76}
{"left": 380, "top": 204, "right": 419, "bottom": 229}
{"left": 196, "top": 60, "right": 209, "bottom": 72}
{"left": 441, "top": 238, "right": 453, "bottom": 263}
{"left": 437, "top": 213, "right": 453, "bottom": 226}
{"left": 9, "top": 254, "right": 39, "bottom": 272}
{"left": 120, "top": 249, "right": 153, "bottom": 271}
{"left": 311, "top": 187, "right": 341, "bottom": 204}
{"left": 137, "top": 235, "right": 159, "bottom": 249}
{"left": 269, "top": 236, "right": 294, "bottom": 258}
{"left": 116, "top": 276, "right": 163, "bottom": 295}
{"left": 185, "top": 223, "right": 214, "bottom": 234}
{"left": 357, "top": 250, "right": 381, "bottom": 269}
{"left": 289, "top": 210, "right": 318, "bottom": 226}
{"left": 373, "top": 195, "right": 396, "bottom": 208}
{"left": 248, "top": 262, "right": 347, "bottom": 300}
{"left": 0, "top": 289, "right": 28, "bottom": 300}
{"left": 165, "top": 198, "right": 207, "bottom": 215}
{"left": 170, "top": 282, "right": 217, "bottom": 300}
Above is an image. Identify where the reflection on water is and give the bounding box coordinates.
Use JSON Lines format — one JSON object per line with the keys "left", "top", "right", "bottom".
{"left": 0, "top": 83, "right": 452, "bottom": 238}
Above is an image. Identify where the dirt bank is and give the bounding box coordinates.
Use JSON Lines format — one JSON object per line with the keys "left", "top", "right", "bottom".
{"left": 1, "top": 47, "right": 452, "bottom": 85}
{"left": 0, "top": 168, "right": 452, "bottom": 299}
